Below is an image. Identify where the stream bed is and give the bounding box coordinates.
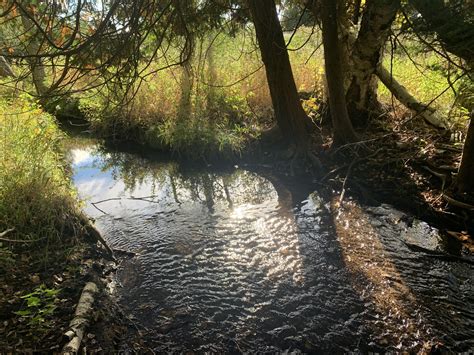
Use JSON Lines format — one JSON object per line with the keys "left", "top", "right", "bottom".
{"left": 70, "top": 142, "right": 474, "bottom": 353}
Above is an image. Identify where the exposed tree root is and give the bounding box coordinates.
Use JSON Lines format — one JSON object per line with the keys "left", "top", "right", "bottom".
{"left": 289, "top": 148, "right": 323, "bottom": 176}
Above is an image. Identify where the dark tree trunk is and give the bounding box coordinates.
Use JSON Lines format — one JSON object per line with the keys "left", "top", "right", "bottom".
{"left": 321, "top": 0, "right": 358, "bottom": 144}
{"left": 457, "top": 116, "right": 474, "bottom": 194}
{"left": 346, "top": 0, "right": 400, "bottom": 126}
{"left": 248, "top": 0, "right": 311, "bottom": 151}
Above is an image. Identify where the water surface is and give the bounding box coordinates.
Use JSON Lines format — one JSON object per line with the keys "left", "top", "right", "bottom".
{"left": 70, "top": 143, "right": 474, "bottom": 353}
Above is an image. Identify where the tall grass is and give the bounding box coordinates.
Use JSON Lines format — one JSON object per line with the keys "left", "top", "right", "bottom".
{"left": 0, "top": 97, "right": 79, "bottom": 248}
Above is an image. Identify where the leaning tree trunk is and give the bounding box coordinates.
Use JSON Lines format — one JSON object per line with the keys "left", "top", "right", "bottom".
{"left": 248, "top": 0, "right": 311, "bottom": 151}
{"left": 321, "top": 0, "right": 358, "bottom": 144}
{"left": 346, "top": 0, "right": 400, "bottom": 126}
{"left": 457, "top": 115, "right": 474, "bottom": 194}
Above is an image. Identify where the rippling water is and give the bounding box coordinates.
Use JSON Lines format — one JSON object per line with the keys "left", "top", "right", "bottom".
{"left": 71, "top": 143, "right": 474, "bottom": 353}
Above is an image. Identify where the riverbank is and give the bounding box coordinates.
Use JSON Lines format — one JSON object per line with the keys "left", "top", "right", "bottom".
{"left": 0, "top": 98, "right": 127, "bottom": 352}
{"left": 0, "top": 236, "right": 122, "bottom": 352}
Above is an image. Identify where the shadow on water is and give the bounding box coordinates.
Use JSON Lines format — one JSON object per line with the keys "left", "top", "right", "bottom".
{"left": 68, "top": 139, "right": 474, "bottom": 353}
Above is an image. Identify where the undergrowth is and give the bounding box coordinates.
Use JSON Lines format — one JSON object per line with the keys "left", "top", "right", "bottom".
{"left": 0, "top": 96, "right": 80, "bottom": 264}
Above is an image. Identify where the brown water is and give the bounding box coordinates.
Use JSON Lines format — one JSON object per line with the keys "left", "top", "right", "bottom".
{"left": 71, "top": 142, "right": 474, "bottom": 353}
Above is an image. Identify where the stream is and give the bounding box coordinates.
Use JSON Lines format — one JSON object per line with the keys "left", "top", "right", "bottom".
{"left": 69, "top": 140, "right": 474, "bottom": 353}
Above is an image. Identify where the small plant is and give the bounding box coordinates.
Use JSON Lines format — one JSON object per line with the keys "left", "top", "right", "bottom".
{"left": 14, "top": 284, "right": 61, "bottom": 331}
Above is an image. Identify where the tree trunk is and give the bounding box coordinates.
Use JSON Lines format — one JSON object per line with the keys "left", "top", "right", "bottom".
{"left": 20, "top": 15, "right": 48, "bottom": 97}
{"left": 248, "top": 0, "right": 311, "bottom": 151}
{"left": 456, "top": 115, "right": 474, "bottom": 194}
{"left": 346, "top": 0, "right": 400, "bottom": 126}
{"left": 0, "top": 56, "right": 15, "bottom": 78}
{"left": 376, "top": 65, "right": 448, "bottom": 129}
{"left": 321, "top": 0, "right": 358, "bottom": 144}
{"left": 177, "top": 60, "right": 194, "bottom": 121}
{"left": 352, "top": 0, "right": 362, "bottom": 24}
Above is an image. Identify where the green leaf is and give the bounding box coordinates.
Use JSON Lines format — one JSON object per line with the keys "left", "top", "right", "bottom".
{"left": 27, "top": 296, "right": 41, "bottom": 308}
{"left": 14, "top": 309, "right": 32, "bottom": 317}
{"left": 43, "top": 288, "right": 60, "bottom": 297}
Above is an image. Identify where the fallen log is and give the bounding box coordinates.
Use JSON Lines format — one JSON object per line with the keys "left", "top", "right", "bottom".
{"left": 84, "top": 223, "right": 115, "bottom": 261}
{"left": 62, "top": 282, "right": 98, "bottom": 354}
{"left": 376, "top": 65, "right": 449, "bottom": 129}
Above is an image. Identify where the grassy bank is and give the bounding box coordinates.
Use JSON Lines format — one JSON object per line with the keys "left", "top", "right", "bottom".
{"left": 76, "top": 29, "right": 323, "bottom": 159}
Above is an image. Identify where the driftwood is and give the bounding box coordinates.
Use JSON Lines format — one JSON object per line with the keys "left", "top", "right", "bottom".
{"left": 62, "top": 282, "right": 99, "bottom": 354}
{"left": 376, "top": 65, "right": 449, "bottom": 129}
